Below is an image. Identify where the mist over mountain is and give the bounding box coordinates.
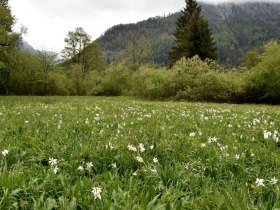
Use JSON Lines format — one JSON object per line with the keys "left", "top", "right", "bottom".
{"left": 20, "top": 41, "right": 36, "bottom": 53}
{"left": 96, "top": 2, "right": 280, "bottom": 66}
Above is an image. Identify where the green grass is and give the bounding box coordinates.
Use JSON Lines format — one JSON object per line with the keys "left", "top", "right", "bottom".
{"left": 0, "top": 96, "right": 280, "bottom": 209}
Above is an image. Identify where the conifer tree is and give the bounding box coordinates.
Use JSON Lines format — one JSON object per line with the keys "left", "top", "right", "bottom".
{"left": 169, "top": 0, "right": 217, "bottom": 65}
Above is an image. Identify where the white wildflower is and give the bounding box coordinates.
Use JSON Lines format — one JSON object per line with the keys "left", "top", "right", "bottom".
{"left": 2, "top": 149, "right": 8, "bottom": 157}
{"left": 136, "top": 156, "right": 144, "bottom": 163}
{"left": 105, "top": 142, "right": 114, "bottom": 150}
{"left": 86, "top": 162, "right": 93, "bottom": 170}
{"left": 78, "top": 165, "right": 84, "bottom": 171}
{"left": 264, "top": 130, "right": 272, "bottom": 140}
{"left": 138, "top": 143, "right": 145, "bottom": 153}
{"left": 150, "top": 168, "right": 157, "bottom": 173}
{"left": 189, "top": 132, "right": 196, "bottom": 137}
{"left": 128, "top": 145, "right": 137, "bottom": 152}
{"left": 200, "top": 143, "right": 206, "bottom": 148}
{"left": 270, "top": 177, "right": 278, "bottom": 185}
{"left": 111, "top": 162, "right": 117, "bottom": 169}
{"left": 153, "top": 157, "right": 158, "bottom": 163}
{"left": 48, "top": 157, "right": 58, "bottom": 166}
{"left": 256, "top": 178, "right": 265, "bottom": 187}
{"left": 53, "top": 166, "right": 59, "bottom": 174}
{"left": 235, "top": 154, "right": 240, "bottom": 160}
{"left": 91, "top": 187, "right": 102, "bottom": 199}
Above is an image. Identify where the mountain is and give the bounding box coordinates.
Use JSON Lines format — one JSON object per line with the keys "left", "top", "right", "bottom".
{"left": 96, "top": 2, "right": 280, "bottom": 67}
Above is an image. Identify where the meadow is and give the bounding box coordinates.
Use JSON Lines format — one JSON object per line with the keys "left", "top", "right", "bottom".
{"left": 0, "top": 96, "right": 280, "bottom": 209}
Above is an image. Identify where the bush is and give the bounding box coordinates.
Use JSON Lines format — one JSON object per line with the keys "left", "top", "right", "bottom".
{"left": 101, "top": 64, "right": 132, "bottom": 96}
{"left": 245, "top": 41, "right": 280, "bottom": 103}
{"left": 131, "top": 66, "right": 172, "bottom": 99}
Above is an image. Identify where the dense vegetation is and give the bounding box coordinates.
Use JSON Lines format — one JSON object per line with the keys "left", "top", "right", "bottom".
{"left": 1, "top": 0, "right": 280, "bottom": 104}
{"left": 96, "top": 2, "right": 280, "bottom": 66}
{"left": 0, "top": 97, "right": 280, "bottom": 209}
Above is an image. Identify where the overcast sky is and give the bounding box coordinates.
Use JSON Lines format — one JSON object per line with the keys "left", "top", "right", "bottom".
{"left": 9, "top": 0, "right": 280, "bottom": 52}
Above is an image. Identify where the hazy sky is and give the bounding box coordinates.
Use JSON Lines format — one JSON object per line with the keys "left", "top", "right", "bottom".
{"left": 9, "top": 0, "right": 280, "bottom": 52}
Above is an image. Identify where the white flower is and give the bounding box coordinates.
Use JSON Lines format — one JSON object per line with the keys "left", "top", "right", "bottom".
{"left": 136, "top": 156, "right": 144, "bottom": 163}
{"left": 128, "top": 145, "right": 137, "bottom": 152}
{"left": 49, "top": 157, "right": 58, "bottom": 166}
{"left": 270, "top": 177, "right": 278, "bottom": 185}
{"left": 138, "top": 143, "right": 145, "bottom": 153}
{"left": 105, "top": 142, "right": 114, "bottom": 150}
{"left": 150, "top": 168, "right": 157, "bottom": 173}
{"left": 153, "top": 157, "right": 158, "bottom": 163}
{"left": 264, "top": 130, "right": 272, "bottom": 140}
{"left": 78, "top": 165, "right": 84, "bottom": 171}
{"left": 189, "top": 132, "right": 196, "bottom": 137}
{"left": 2, "top": 149, "right": 8, "bottom": 157}
{"left": 133, "top": 172, "right": 137, "bottom": 176}
{"left": 200, "top": 143, "right": 206, "bottom": 148}
{"left": 86, "top": 162, "right": 93, "bottom": 170}
{"left": 91, "top": 187, "right": 102, "bottom": 199}
{"left": 111, "top": 162, "right": 117, "bottom": 169}
{"left": 53, "top": 166, "right": 59, "bottom": 174}
{"left": 256, "top": 178, "right": 265, "bottom": 187}
{"left": 150, "top": 145, "right": 154, "bottom": 150}
{"left": 235, "top": 154, "right": 240, "bottom": 160}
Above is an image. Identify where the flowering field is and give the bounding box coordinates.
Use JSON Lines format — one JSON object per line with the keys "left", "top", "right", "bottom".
{"left": 0, "top": 97, "right": 280, "bottom": 209}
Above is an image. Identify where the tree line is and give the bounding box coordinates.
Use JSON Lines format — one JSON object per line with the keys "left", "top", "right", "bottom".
{"left": 1, "top": 0, "right": 280, "bottom": 104}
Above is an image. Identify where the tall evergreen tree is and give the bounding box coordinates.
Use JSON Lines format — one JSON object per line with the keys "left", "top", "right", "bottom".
{"left": 169, "top": 0, "right": 217, "bottom": 65}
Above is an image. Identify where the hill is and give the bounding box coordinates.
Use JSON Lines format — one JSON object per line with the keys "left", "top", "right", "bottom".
{"left": 96, "top": 2, "right": 280, "bottom": 66}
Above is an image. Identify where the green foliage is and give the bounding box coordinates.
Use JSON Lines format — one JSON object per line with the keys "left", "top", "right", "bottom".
{"left": 100, "top": 64, "right": 132, "bottom": 96}
{"left": 245, "top": 41, "right": 280, "bottom": 103}
{"left": 61, "top": 27, "right": 91, "bottom": 61}
{"left": 243, "top": 49, "right": 262, "bottom": 69}
{"left": 0, "top": 0, "right": 20, "bottom": 94}
{"left": 131, "top": 66, "right": 172, "bottom": 99}
{"left": 122, "top": 32, "right": 153, "bottom": 71}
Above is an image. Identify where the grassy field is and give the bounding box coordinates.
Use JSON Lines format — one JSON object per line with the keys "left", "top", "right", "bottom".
{"left": 0, "top": 96, "right": 280, "bottom": 209}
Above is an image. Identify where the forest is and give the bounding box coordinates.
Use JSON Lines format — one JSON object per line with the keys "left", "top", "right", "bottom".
{"left": 1, "top": 0, "right": 280, "bottom": 104}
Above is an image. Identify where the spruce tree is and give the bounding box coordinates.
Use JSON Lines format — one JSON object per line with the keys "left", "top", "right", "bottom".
{"left": 169, "top": 0, "right": 217, "bottom": 65}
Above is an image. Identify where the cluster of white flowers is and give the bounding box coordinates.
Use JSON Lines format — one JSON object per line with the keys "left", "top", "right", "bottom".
{"left": 128, "top": 145, "right": 137, "bottom": 152}
{"left": 264, "top": 130, "right": 279, "bottom": 143}
{"left": 49, "top": 157, "right": 59, "bottom": 174}
{"left": 264, "top": 130, "right": 272, "bottom": 140}
{"left": 2, "top": 149, "right": 8, "bottom": 157}
{"left": 255, "top": 177, "right": 278, "bottom": 187}
{"left": 105, "top": 142, "right": 114, "bottom": 150}
{"left": 200, "top": 143, "right": 206, "bottom": 148}
{"left": 208, "top": 136, "right": 218, "bottom": 144}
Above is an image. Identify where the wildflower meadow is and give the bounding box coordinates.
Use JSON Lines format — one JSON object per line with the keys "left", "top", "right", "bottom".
{"left": 0, "top": 96, "right": 280, "bottom": 209}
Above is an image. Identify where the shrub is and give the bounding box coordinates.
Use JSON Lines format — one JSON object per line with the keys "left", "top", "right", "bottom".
{"left": 131, "top": 66, "right": 172, "bottom": 99}
{"left": 101, "top": 64, "right": 132, "bottom": 96}
{"left": 245, "top": 41, "right": 280, "bottom": 103}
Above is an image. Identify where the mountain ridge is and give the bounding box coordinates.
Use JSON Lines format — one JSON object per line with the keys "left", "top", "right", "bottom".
{"left": 96, "top": 2, "right": 280, "bottom": 66}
